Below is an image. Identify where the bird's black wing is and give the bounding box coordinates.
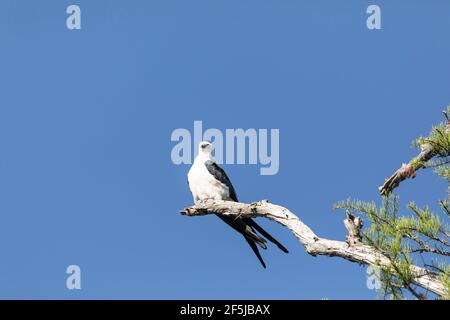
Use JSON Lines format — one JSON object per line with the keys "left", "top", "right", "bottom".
{"left": 205, "top": 160, "right": 288, "bottom": 255}
{"left": 244, "top": 236, "right": 266, "bottom": 268}
{"left": 215, "top": 214, "right": 267, "bottom": 249}
{"left": 204, "top": 160, "right": 287, "bottom": 267}
{"left": 204, "top": 160, "right": 238, "bottom": 201}
{"left": 244, "top": 218, "right": 289, "bottom": 253}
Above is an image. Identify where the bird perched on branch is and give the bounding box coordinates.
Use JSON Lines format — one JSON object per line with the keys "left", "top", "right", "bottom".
{"left": 187, "top": 141, "right": 288, "bottom": 268}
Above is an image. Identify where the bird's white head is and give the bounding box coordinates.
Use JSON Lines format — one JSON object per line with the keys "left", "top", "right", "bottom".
{"left": 198, "top": 141, "right": 213, "bottom": 159}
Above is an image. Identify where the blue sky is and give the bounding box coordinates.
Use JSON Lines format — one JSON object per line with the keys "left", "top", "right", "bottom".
{"left": 0, "top": 0, "right": 449, "bottom": 299}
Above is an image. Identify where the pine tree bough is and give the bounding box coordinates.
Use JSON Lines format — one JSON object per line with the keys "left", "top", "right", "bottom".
{"left": 180, "top": 199, "right": 446, "bottom": 297}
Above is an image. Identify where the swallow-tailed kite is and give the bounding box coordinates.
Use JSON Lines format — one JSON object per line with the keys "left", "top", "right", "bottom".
{"left": 187, "top": 141, "right": 288, "bottom": 268}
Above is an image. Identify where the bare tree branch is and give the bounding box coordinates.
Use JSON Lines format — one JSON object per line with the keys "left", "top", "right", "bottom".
{"left": 180, "top": 199, "right": 447, "bottom": 298}
{"left": 378, "top": 144, "right": 435, "bottom": 196}
{"left": 379, "top": 113, "right": 450, "bottom": 195}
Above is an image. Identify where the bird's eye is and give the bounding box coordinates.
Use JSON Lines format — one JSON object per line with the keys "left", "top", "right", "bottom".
{"left": 201, "top": 144, "right": 208, "bottom": 148}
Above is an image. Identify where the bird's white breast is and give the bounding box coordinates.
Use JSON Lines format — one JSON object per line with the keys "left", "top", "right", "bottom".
{"left": 187, "top": 157, "right": 231, "bottom": 202}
